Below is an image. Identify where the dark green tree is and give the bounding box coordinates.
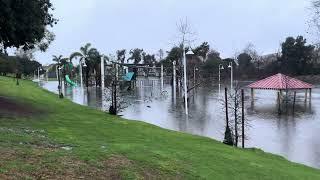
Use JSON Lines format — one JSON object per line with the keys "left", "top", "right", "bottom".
{"left": 193, "top": 42, "right": 210, "bottom": 61}
{"left": 201, "top": 50, "right": 222, "bottom": 77}
{"left": 128, "top": 48, "right": 144, "bottom": 64}
{"left": 280, "top": 36, "right": 314, "bottom": 75}
{"left": 70, "top": 43, "right": 101, "bottom": 87}
{"left": 0, "top": 0, "right": 57, "bottom": 51}
{"left": 116, "top": 49, "right": 126, "bottom": 64}
{"left": 142, "top": 52, "right": 156, "bottom": 66}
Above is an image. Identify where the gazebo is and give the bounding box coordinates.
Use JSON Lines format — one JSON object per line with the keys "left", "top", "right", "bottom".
{"left": 248, "top": 73, "right": 313, "bottom": 108}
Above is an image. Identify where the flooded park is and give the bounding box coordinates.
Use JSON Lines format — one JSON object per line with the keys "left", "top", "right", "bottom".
{"left": 40, "top": 78, "right": 320, "bottom": 169}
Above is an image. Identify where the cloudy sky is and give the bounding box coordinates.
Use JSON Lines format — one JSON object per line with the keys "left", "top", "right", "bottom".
{"left": 35, "top": 0, "right": 315, "bottom": 64}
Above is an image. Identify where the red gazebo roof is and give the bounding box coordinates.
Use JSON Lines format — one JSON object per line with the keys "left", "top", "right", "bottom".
{"left": 248, "top": 73, "right": 313, "bottom": 90}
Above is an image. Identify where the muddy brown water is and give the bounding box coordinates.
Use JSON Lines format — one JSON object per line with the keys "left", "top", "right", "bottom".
{"left": 40, "top": 80, "right": 320, "bottom": 168}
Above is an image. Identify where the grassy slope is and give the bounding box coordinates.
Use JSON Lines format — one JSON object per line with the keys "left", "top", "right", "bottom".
{"left": 0, "top": 76, "right": 319, "bottom": 179}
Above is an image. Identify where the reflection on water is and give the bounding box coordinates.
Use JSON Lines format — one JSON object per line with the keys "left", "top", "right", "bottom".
{"left": 41, "top": 81, "right": 320, "bottom": 168}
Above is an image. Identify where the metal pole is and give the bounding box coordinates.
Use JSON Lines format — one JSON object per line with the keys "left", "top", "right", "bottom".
{"left": 38, "top": 67, "right": 40, "bottom": 82}
{"left": 219, "top": 67, "right": 221, "bottom": 94}
{"left": 183, "top": 44, "right": 188, "bottom": 115}
{"left": 173, "top": 61, "right": 176, "bottom": 101}
{"left": 231, "top": 63, "right": 233, "bottom": 91}
{"left": 101, "top": 56, "right": 105, "bottom": 88}
{"left": 80, "top": 61, "right": 83, "bottom": 87}
{"left": 161, "top": 64, "right": 164, "bottom": 90}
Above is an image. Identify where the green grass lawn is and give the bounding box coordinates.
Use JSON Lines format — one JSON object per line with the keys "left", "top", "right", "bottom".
{"left": 0, "top": 76, "right": 319, "bottom": 179}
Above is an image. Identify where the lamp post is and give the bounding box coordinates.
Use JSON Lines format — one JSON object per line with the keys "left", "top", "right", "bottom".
{"left": 57, "top": 65, "right": 64, "bottom": 98}
{"left": 37, "top": 67, "right": 41, "bottom": 82}
{"left": 228, "top": 62, "right": 233, "bottom": 91}
{"left": 173, "top": 61, "right": 177, "bottom": 103}
{"left": 219, "top": 64, "right": 224, "bottom": 94}
{"left": 183, "top": 47, "right": 194, "bottom": 115}
{"left": 79, "top": 59, "right": 87, "bottom": 88}
{"left": 161, "top": 63, "right": 164, "bottom": 91}
{"left": 193, "top": 67, "right": 198, "bottom": 87}
{"left": 101, "top": 56, "right": 105, "bottom": 88}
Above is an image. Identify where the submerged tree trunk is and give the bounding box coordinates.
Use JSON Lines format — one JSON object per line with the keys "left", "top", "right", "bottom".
{"left": 234, "top": 95, "right": 238, "bottom": 147}
{"left": 223, "top": 88, "right": 234, "bottom": 146}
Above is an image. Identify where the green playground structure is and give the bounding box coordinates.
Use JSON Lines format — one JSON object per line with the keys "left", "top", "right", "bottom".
{"left": 65, "top": 75, "right": 77, "bottom": 87}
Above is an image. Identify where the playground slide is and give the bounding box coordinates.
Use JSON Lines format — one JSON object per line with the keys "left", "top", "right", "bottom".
{"left": 122, "top": 72, "right": 135, "bottom": 81}
{"left": 65, "top": 75, "right": 77, "bottom": 87}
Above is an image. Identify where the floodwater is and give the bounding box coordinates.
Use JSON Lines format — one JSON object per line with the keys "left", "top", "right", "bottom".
{"left": 40, "top": 79, "right": 320, "bottom": 169}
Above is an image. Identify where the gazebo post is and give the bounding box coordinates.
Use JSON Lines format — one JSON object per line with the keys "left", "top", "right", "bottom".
{"left": 251, "top": 88, "right": 254, "bottom": 100}
{"left": 278, "top": 91, "right": 281, "bottom": 114}
{"left": 309, "top": 88, "right": 312, "bottom": 102}
{"left": 305, "top": 89, "right": 308, "bottom": 103}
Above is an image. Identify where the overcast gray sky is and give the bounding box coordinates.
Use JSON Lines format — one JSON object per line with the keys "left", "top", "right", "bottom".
{"left": 35, "top": 0, "right": 315, "bottom": 64}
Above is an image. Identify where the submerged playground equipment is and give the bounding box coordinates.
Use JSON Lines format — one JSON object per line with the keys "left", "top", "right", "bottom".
{"left": 65, "top": 75, "right": 77, "bottom": 87}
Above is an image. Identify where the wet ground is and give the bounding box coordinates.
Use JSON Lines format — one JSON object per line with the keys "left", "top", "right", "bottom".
{"left": 40, "top": 79, "right": 320, "bottom": 168}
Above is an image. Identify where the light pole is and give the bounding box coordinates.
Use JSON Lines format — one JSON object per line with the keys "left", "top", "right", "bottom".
{"left": 228, "top": 62, "right": 233, "bottom": 91}
{"left": 161, "top": 63, "right": 164, "bottom": 91}
{"left": 173, "top": 61, "right": 177, "bottom": 103}
{"left": 79, "top": 59, "right": 87, "bottom": 88}
{"left": 57, "top": 65, "right": 64, "bottom": 98}
{"left": 183, "top": 47, "right": 194, "bottom": 115}
{"left": 193, "top": 67, "right": 198, "bottom": 86}
{"left": 219, "top": 64, "right": 224, "bottom": 94}
{"left": 101, "top": 56, "right": 105, "bottom": 88}
{"left": 37, "top": 67, "right": 43, "bottom": 82}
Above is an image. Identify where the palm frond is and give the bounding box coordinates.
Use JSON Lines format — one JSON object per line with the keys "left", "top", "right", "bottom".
{"left": 81, "top": 43, "right": 92, "bottom": 55}
{"left": 70, "top": 52, "right": 83, "bottom": 61}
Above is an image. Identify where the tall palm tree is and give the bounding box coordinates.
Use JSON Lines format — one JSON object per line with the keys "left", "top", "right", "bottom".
{"left": 52, "top": 55, "right": 68, "bottom": 80}
{"left": 70, "top": 43, "right": 101, "bottom": 87}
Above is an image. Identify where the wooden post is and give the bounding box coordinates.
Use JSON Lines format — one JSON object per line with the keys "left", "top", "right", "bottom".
{"left": 241, "top": 89, "right": 245, "bottom": 148}
{"left": 293, "top": 91, "right": 296, "bottom": 113}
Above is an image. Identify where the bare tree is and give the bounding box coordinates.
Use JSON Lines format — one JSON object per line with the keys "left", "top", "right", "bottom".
{"left": 221, "top": 83, "right": 250, "bottom": 147}
{"left": 174, "top": 18, "right": 197, "bottom": 96}
{"left": 243, "top": 43, "right": 263, "bottom": 73}
{"left": 310, "top": 1, "right": 320, "bottom": 37}
{"left": 176, "top": 18, "right": 196, "bottom": 47}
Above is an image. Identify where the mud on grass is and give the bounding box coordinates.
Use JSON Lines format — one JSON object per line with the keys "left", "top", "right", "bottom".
{"left": 0, "top": 96, "right": 45, "bottom": 118}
